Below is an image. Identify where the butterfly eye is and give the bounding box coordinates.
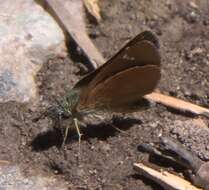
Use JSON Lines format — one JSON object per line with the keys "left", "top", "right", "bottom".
{"left": 61, "top": 110, "right": 72, "bottom": 119}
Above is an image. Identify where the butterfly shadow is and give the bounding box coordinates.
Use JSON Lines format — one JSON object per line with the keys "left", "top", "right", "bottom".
{"left": 81, "top": 116, "right": 142, "bottom": 141}
{"left": 31, "top": 116, "right": 142, "bottom": 151}
{"left": 31, "top": 128, "right": 63, "bottom": 151}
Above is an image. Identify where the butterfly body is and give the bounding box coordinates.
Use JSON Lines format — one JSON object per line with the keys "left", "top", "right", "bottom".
{"left": 68, "top": 31, "right": 160, "bottom": 114}
{"left": 49, "top": 31, "right": 161, "bottom": 144}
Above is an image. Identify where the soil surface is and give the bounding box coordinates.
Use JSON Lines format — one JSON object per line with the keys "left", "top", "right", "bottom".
{"left": 0, "top": 0, "right": 209, "bottom": 189}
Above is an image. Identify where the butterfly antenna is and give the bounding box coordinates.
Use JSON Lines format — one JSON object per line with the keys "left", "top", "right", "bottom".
{"left": 109, "top": 123, "right": 129, "bottom": 135}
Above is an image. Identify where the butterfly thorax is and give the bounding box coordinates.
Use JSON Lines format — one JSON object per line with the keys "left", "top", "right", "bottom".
{"left": 47, "top": 89, "right": 83, "bottom": 122}
{"left": 63, "top": 89, "right": 82, "bottom": 117}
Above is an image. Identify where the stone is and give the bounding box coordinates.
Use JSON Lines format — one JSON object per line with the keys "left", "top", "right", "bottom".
{"left": 0, "top": 0, "right": 66, "bottom": 102}
{"left": 0, "top": 164, "right": 67, "bottom": 190}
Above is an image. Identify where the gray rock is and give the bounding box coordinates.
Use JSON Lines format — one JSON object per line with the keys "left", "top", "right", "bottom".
{"left": 170, "top": 119, "right": 209, "bottom": 160}
{"left": 0, "top": 164, "right": 67, "bottom": 190}
{"left": 0, "top": 0, "right": 66, "bottom": 102}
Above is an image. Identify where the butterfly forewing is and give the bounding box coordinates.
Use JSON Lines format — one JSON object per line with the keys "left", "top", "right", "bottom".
{"left": 74, "top": 31, "right": 159, "bottom": 89}
{"left": 88, "top": 40, "right": 160, "bottom": 88}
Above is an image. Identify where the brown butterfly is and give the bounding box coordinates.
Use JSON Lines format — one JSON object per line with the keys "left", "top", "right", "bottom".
{"left": 50, "top": 31, "right": 161, "bottom": 145}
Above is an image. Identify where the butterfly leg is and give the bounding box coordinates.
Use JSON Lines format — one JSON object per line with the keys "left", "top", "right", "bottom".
{"left": 62, "top": 125, "right": 70, "bottom": 147}
{"left": 73, "top": 118, "right": 82, "bottom": 156}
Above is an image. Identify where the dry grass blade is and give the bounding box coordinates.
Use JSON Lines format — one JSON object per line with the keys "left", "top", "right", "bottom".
{"left": 133, "top": 163, "right": 202, "bottom": 190}
{"left": 83, "top": 0, "right": 101, "bottom": 22}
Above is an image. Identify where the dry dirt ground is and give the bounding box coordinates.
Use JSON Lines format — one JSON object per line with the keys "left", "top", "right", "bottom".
{"left": 0, "top": 0, "right": 209, "bottom": 189}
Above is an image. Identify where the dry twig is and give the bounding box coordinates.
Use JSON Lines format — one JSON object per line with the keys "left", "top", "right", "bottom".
{"left": 134, "top": 163, "right": 202, "bottom": 190}
{"left": 145, "top": 92, "right": 209, "bottom": 119}
{"left": 44, "top": 0, "right": 105, "bottom": 69}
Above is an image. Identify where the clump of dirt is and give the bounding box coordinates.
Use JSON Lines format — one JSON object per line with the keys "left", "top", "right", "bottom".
{"left": 0, "top": 0, "right": 209, "bottom": 189}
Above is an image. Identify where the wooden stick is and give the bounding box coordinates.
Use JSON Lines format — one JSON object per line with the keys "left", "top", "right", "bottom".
{"left": 145, "top": 92, "right": 209, "bottom": 119}
{"left": 44, "top": 0, "right": 105, "bottom": 69}
{"left": 133, "top": 163, "right": 202, "bottom": 190}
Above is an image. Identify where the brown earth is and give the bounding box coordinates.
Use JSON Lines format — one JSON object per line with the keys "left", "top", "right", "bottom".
{"left": 0, "top": 0, "right": 209, "bottom": 189}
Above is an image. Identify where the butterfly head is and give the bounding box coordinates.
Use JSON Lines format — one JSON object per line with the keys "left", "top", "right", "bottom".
{"left": 47, "top": 89, "right": 81, "bottom": 121}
